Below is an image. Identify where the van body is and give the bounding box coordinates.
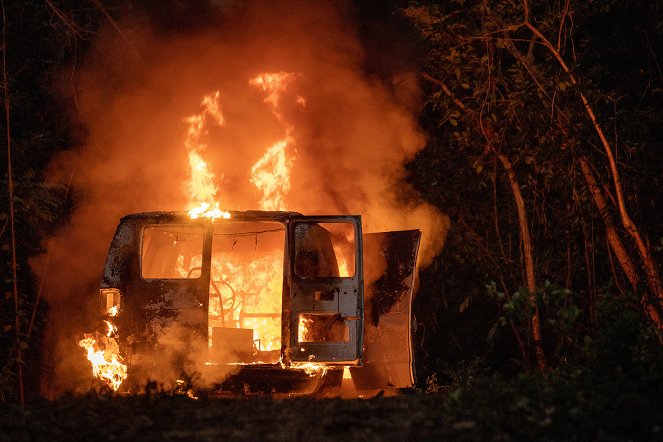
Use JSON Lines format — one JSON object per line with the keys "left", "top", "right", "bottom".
{"left": 99, "top": 211, "right": 420, "bottom": 394}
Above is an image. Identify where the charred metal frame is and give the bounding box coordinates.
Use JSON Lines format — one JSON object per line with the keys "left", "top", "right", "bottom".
{"left": 99, "top": 210, "right": 420, "bottom": 392}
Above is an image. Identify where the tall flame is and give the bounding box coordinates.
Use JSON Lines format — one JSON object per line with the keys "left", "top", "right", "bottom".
{"left": 250, "top": 139, "right": 292, "bottom": 211}
{"left": 249, "top": 72, "right": 299, "bottom": 211}
{"left": 184, "top": 91, "right": 230, "bottom": 220}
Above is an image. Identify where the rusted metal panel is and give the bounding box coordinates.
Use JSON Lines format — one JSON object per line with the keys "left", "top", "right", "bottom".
{"left": 101, "top": 213, "right": 212, "bottom": 372}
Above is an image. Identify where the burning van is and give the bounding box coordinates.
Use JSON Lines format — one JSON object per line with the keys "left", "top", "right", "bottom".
{"left": 91, "top": 210, "right": 420, "bottom": 395}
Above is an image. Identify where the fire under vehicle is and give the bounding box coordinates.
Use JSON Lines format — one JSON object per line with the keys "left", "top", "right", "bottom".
{"left": 98, "top": 210, "right": 420, "bottom": 395}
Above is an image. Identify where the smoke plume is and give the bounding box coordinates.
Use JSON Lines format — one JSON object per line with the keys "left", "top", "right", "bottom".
{"left": 32, "top": 0, "right": 448, "bottom": 396}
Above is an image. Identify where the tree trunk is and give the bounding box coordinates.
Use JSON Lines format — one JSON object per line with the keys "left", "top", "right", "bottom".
{"left": 419, "top": 72, "right": 548, "bottom": 370}
{"left": 522, "top": 15, "right": 663, "bottom": 321}
{"left": 578, "top": 156, "right": 662, "bottom": 326}
{"left": 498, "top": 154, "right": 546, "bottom": 371}
{"left": 578, "top": 157, "right": 638, "bottom": 288}
{"left": 2, "top": 0, "right": 24, "bottom": 404}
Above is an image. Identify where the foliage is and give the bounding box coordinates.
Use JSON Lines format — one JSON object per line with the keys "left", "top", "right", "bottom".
{"left": 408, "top": 0, "right": 663, "bottom": 378}
{"left": 486, "top": 280, "right": 586, "bottom": 366}
{"left": 419, "top": 291, "right": 663, "bottom": 439}
{"left": 2, "top": 309, "right": 663, "bottom": 441}
{"left": 0, "top": 0, "right": 101, "bottom": 401}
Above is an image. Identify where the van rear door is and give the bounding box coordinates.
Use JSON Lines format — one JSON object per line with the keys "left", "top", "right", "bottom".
{"left": 283, "top": 216, "right": 363, "bottom": 365}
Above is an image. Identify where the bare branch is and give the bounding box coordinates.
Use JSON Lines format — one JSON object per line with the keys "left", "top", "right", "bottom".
{"left": 88, "top": 0, "right": 141, "bottom": 59}
{"left": 1, "top": 0, "right": 24, "bottom": 404}
{"left": 44, "top": 0, "right": 86, "bottom": 38}
{"left": 556, "top": 0, "right": 572, "bottom": 53}
{"left": 420, "top": 72, "right": 466, "bottom": 110}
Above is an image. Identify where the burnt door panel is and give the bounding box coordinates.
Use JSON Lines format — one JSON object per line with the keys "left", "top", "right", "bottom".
{"left": 120, "top": 218, "right": 212, "bottom": 371}
{"left": 350, "top": 229, "right": 421, "bottom": 390}
{"left": 284, "top": 217, "right": 363, "bottom": 365}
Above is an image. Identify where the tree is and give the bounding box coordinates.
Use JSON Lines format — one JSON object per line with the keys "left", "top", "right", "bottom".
{"left": 406, "top": 0, "right": 663, "bottom": 374}
{"left": 0, "top": 0, "right": 99, "bottom": 401}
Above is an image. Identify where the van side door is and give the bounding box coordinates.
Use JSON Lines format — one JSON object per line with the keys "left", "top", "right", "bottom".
{"left": 350, "top": 229, "right": 421, "bottom": 389}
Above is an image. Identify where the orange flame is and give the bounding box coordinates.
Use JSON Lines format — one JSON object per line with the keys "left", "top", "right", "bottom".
{"left": 292, "top": 363, "right": 325, "bottom": 376}
{"left": 78, "top": 318, "right": 127, "bottom": 391}
{"left": 250, "top": 71, "right": 297, "bottom": 109}
{"left": 250, "top": 139, "right": 292, "bottom": 211}
{"left": 249, "top": 72, "right": 299, "bottom": 211}
{"left": 183, "top": 91, "right": 230, "bottom": 220}
{"left": 298, "top": 314, "right": 313, "bottom": 344}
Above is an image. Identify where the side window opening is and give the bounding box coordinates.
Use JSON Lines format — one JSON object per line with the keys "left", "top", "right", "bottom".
{"left": 294, "top": 222, "right": 356, "bottom": 278}
{"left": 141, "top": 225, "right": 205, "bottom": 279}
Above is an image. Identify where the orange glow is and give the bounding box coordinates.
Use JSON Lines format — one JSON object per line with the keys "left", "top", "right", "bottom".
{"left": 333, "top": 244, "right": 350, "bottom": 277}
{"left": 208, "top": 249, "right": 284, "bottom": 353}
{"left": 183, "top": 91, "right": 230, "bottom": 220}
{"left": 250, "top": 139, "right": 292, "bottom": 211}
{"left": 78, "top": 319, "right": 127, "bottom": 391}
{"left": 343, "top": 367, "right": 352, "bottom": 379}
{"left": 250, "top": 71, "right": 297, "bottom": 108}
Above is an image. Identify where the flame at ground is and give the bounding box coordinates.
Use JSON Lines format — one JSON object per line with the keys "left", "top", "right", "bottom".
{"left": 292, "top": 363, "right": 325, "bottom": 376}
{"left": 78, "top": 319, "right": 127, "bottom": 391}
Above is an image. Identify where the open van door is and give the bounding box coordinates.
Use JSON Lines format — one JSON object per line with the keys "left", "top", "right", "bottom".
{"left": 283, "top": 216, "right": 364, "bottom": 366}
{"left": 350, "top": 230, "right": 421, "bottom": 390}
